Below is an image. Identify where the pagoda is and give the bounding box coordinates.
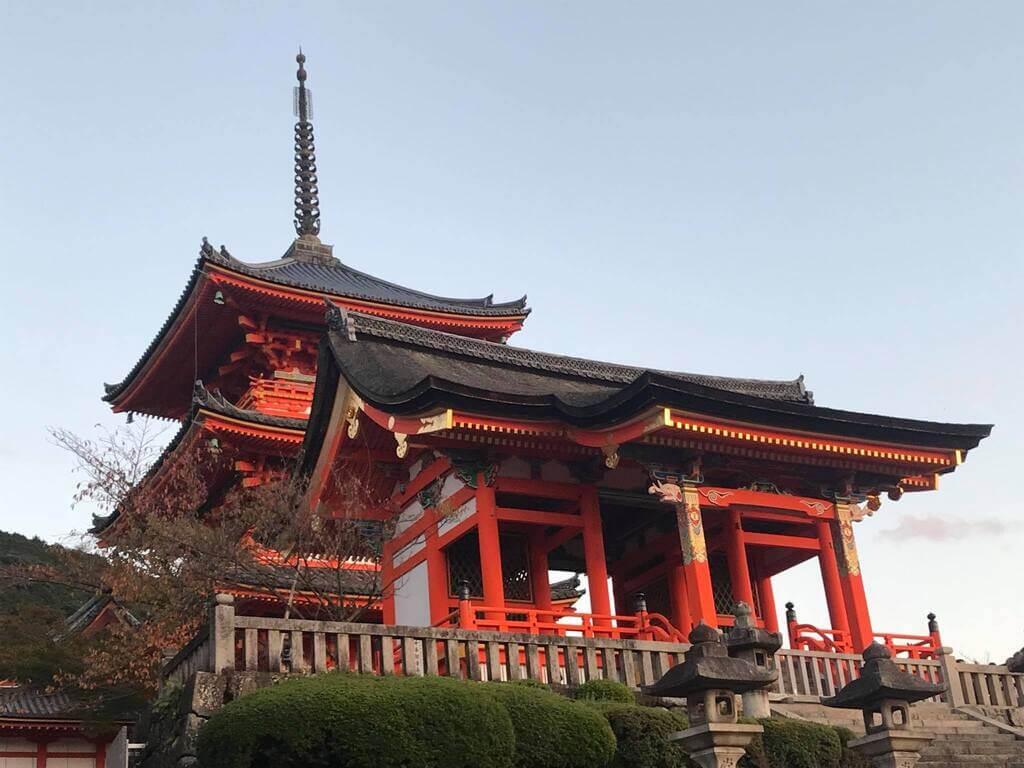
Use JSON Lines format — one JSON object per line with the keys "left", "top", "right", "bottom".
{"left": 100, "top": 53, "right": 992, "bottom": 656}
{"left": 96, "top": 54, "right": 528, "bottom": 614}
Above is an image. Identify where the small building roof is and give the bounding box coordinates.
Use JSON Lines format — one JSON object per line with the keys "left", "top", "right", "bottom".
{"left": 0, "top": 689, "right": 77, "bottom": 719}
{"left": 92, "top": 383, "right": 306, "bottom": 535}
{"left": 60, "top": 590, "right": 141, "bottom": 638}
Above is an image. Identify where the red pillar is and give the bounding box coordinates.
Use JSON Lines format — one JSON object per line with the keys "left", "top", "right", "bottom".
{"left": 96, "top": 742, "right": 107, "bottom": 768}
{"left": 678, "top": 485, "right": 717, "bottom": 629}
{"left": 815, "top": 519, "right": 851, "bottom": 638}
{"left": 580, "top": 487, "right": 612, "bottom": 621}
{"left": 529, "top": 530, "right": 552, "bottom": 611}
{"left": 475, "top": 479, "right": 506, "bottom": 624}
{"left": 725, "top": 508, "right": 755, "bottom": 610}
{"left": 833, "top": 501, "right": 873, "bottom": 652}
{"left": 381, "top": 541, "right": 396, "bottom": 624}
{"left": 755, "top": 568, "right": 779, "bottom": 633}
{"left": 36, "top": 740, "right": 48, "bottom": 768}
{"left": 668, "top": 563, "right": 692, "bottom": 634}
{"left": 425, "top": 513, "right": 450, "bottom": 624}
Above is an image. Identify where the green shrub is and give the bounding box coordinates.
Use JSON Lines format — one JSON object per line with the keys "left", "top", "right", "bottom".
{"left": 509, "top": 678, "right": 550, "bottom": 690}
{"left": 486, "top": 682, "right": 616, "bottom": 768}
{"left": 741, "top": 719, "right": 842, "bottom": 768}
{"left": 574, "top": 679, "right": 636, "bottom": 704}
{"left": 585, "top": 702, "right": 693, "bottom": 768}
{"left": 834, "top": 727, "right": 871, "bottom": 768}
{"left": 197, "top": 673, "right": 515, "bottom": 768}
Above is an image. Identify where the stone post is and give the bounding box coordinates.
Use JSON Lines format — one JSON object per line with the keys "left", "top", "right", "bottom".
{"left": 936, "top": 646, "right": 965, "bottom": 706}
{"left": 209, "top": 593, "right": 236, "bottom": 675}
{"left": 724, "top": 602, "right": 782, "bottom": 719}
{"left": 647, "top": 623, "right": 776, "bottom": 768}
{"left": 824, "top": 642, "right": 944, "bottom": 768}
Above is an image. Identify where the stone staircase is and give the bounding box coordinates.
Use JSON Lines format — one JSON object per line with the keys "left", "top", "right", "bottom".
{"left": 773, "top": 702, "right": 1024, "bottom": 767}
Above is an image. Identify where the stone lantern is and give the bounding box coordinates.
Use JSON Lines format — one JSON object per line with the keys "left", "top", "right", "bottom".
{"left": 823, "top": 642, "right": 945, "bottom": 768}
{"left": 724, "top": 602, "right": 782, "bottom": 719}
{"left": 647, "top": 622, "right": 777, "bottom": 768}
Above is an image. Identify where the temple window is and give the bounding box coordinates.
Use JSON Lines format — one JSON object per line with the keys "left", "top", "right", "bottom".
{"left": 445, "top": 531, "right": 533, "bottom": 602}
{"left": 710, "top": 553, "right": 736, "bottom": 615}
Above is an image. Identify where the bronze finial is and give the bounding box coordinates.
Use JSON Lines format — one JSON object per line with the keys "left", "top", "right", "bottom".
{"left": 293, "top": 49, "right": 320, "bottom": 238}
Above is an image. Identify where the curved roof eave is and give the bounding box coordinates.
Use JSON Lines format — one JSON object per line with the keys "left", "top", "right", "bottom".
{"left": 103, "top": 245, "right": 531, "bottom": 406}
{"left": 322, "top": 309, "right": 993, "bottom": 452}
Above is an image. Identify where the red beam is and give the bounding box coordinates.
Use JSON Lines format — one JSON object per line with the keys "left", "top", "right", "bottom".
{"left": 495, "top": 508, "right": 584, "bottom": 528}
{"left": 743, "top": 532, "right": 821, "bottom": 551}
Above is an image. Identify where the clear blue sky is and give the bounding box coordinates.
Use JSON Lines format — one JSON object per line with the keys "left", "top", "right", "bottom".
{"left": 1, "top": 3, "right": 1020, "bottom": 661}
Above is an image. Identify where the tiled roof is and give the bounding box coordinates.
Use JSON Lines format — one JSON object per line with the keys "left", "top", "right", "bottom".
{"left": 326, "top": 307, "right": 813, "bottom": 404}
{"left": 0, "top": 689, "right": 76, "bottom": 719}
{"left": 210, "top": 248, "right": 528, "bottom": 317}
{"left": 91, "top": 384, "right": 306, "bottom": 535}
{"left": 103, "top": 243, "right": 528, "bottom": 405}
{"left": 61, "top": 592, "right": 141, "bottom": 638}
{"left": 316, "top": 306, "right": 991, "bottom": 449}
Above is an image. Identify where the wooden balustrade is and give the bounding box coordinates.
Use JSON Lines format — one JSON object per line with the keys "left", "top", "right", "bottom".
{"left": 956, "top": 662, "right": 1024, "bottom": 708}
{"left": 161, "top": 625, "right": 211, "bottom": 688}
{"left": 164, "top": 596, "right": 1024, "bottom": 711}
{"left": 225, "top": 615, "right": 688, "bottom": 688}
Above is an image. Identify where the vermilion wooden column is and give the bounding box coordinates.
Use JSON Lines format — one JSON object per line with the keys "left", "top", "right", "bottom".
{"left": 815, "top": 518, "right": 851, "bottom": 638}
{"left": 475, "top": 478, "right": 506, "bottom": 618}
{"left": 425, "top": 510, "right": 451, "bottom": 624}
{"left": 96, "top": 741, "right": 107, "bottom": 768}
{"left": 679, "top": 484, "right": 718, "bottom": 628}
{"left": 668, "top": 563, "right": 692, "bottom": 633}
{"left": 755, "top": 568, "right": 779, "bottom": 633}
{"left": 725, "top": 508, "right": 755, "bottom": 610}
{"left": 580, "top": 487, "right": 612, "bottom": 621}
{"left": 380, "top": 541, "right": 396, "bottom": 624}
{"left": 529, "top": 530, "right": 552, "bottom": 611}
{"left": 833, "top": 500, "right": 874, "bottom": 652}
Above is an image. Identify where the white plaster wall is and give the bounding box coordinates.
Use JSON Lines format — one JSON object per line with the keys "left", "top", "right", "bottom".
{"left": 395, "top": 499, "right": 424, "bottom": 536}
{"left": 394, "top": 560, "right": 431, "bottom": 627}
{"left": 441, "top": 473, "right": 464, "bottom": 496}
{"left": 393, "top": 534, "right": 426, "bottom": 566}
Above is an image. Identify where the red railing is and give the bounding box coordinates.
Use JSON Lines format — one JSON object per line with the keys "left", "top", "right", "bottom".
{"left": 788, "top": 622, "right": 854, "bottom": 654}
{"left": 438, "top": 598, "right": 687, "bottom": 643}
{"left": 873, "top": 630, "right": 941, "bottom": 660}
{"left": 786, "top": 605, "right": 943, "bottom": 659}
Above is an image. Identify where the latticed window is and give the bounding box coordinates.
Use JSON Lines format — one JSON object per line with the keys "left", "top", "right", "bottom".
{"left": 446, "top": 531, "right": 533, "bottom": 602}
{"left": 709, "top": 553, "right": 735, "bottom": 615}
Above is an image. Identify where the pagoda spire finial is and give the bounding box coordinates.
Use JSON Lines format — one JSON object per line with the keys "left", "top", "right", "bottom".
{"left": 293, "top": 49, "right": 320, "bottom": 239}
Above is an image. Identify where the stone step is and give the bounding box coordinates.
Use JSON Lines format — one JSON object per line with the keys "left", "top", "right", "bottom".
{"left": 930, "top": 726, "right": 1014, "bottom": 736}
{"left": 926, "top": 742, "right": 1024, "bottom": 755}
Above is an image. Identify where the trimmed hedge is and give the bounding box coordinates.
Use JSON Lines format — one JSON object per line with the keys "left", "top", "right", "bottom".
{"left": 834, "top": 727, "right": 871, "bottom": 768}
{"left": 196, "top": 673, "right": 516, "bottom": 768}
{"left": 585, "top": 702, "right": 693, "bottom": 768}
{"left": 741, "top": 719, "right": 842, "bottom": 768}
{"left": 574, "top": 679, "right": 636, "bottom": 704}
{"left": 485, "top": 683, "right": 616, "bottom": 768}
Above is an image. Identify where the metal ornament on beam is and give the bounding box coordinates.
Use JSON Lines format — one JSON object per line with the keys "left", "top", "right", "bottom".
{"left": 355, "top": 402, "right": 455, "bottom": 457}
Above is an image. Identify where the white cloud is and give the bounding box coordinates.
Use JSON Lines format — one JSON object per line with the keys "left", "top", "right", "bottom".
{"left": 880, "top": 514, "right": 1006, "bottom": 542}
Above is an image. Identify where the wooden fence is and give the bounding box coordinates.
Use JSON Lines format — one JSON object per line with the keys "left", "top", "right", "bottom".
{"left": 163, "top": 595, "right": 1024, "bottom": 711}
